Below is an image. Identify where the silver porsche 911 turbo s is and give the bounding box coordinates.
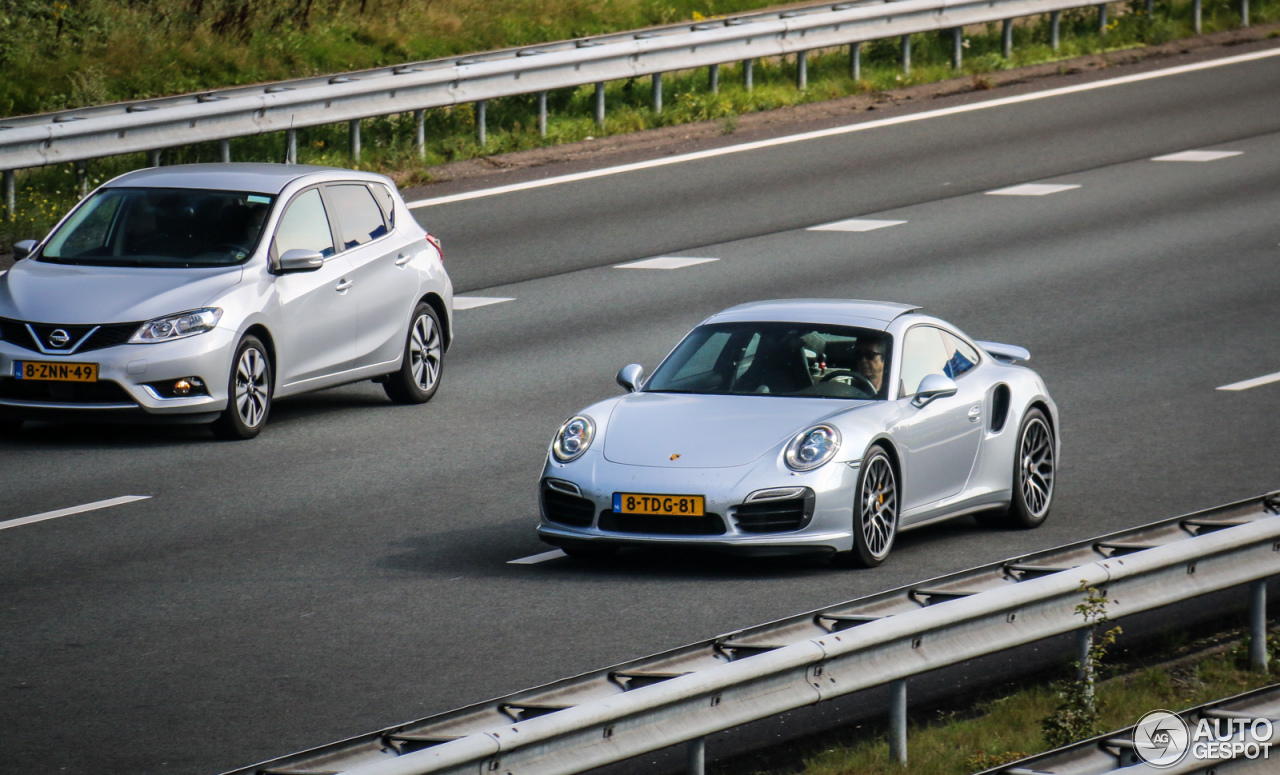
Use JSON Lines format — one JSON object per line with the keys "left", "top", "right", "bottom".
{"left": 0, "top": 163, "right": 452, "bottom": 439}
{"left": 538, "top": 300, "right": 1059, "bottom": 567}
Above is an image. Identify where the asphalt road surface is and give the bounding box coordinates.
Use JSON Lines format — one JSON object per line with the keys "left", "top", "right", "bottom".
{"left": 2, "top": 42, "right": 1279, "bottom": 775}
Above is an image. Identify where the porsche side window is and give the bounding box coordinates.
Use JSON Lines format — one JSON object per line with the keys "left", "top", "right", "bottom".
{"left": 899, "top": 326, "right": 950, "bottom": 396}
{"left": 942, "top": 332, "right": 981, "bottom": 378}
{"left": 274, "top": 189, "right": 335, "bottom": 258}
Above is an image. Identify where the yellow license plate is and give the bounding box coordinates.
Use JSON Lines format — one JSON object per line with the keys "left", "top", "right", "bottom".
{"left": 613, "top": 492, "right": 705, "bottom": 517}
{"left": 14, "top": 361, "right": 99, "bottom": 382}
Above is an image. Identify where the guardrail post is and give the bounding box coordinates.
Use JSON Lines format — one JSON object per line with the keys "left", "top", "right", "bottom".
{"left": 350, "top": 119, "right": 362, "bottom": 161}
{"left": 593, "top": 84, "right": 604, "bottom": 129}
{"left": 149, "top": 150, "right": 161, "bottom": 167}
{"left": 743, "top": 58, "right": 754, "bottom": 91}
{"left": 75, "top": 162, "right": 87, "bottom": 197}
{"left": 219, "top": 139, "right": 231, "bottom": 163}
{"left": 709, "top": 64, "right": 719, "bottom": 94}
{"left": 901, "top": 35, "right": 911, "bottom": 75}
{"left": 1051, "top": 10, "right": 1061, "bottom": 50}
{"left": 796, "top": 50, "right": 808, "bottom": 90}
{"left": 1241, "top": 0, "right": 1250, "bottom": 26}
{"left": 952, "top": 28, "right": 963, "bottom": 70}
{"left": 1250, "top": 580, "right": 1268, "bottom": 672}
{"left": 850, "top": 43, "right": 861, "bottom": 81}
{"left": 889, "top": 679, "right": 908, "bottom": 764}
{"left": 1146, "top": 0, "right": 1154, "bottom": 14}
{"left": 1075, "top": 627, "right": 1093, "bottom": 681}
{"left": 1098, "top": 4, "right": 1108, "bottom": 34}
{"left": 476, "top": 100, "right": 487, "bottom": 146}
{"left": 652, "top": 73, "right": 663, "bottom": 114}
{"left": 686, "top": 737, "right": 705, "bottom": 775}
{"left": 541, "top": 92, "right": 551, "bottom": 136}
{"left": 286, "top": 128, "right": 298, "bottom": 164}
{"left": 414, "top": 109, "right": 426, "bottom": 158}
{"left": 3, "top": 170, "right": 14, "bottom": 221}
{"left": 1194, "top": 0, "right": 1202, "bottom": 32}
{"left": 1002, "top": 19, "right": 1014, "bottom": 58}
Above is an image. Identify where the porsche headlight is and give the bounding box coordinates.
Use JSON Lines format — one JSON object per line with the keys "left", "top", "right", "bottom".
{"left": 552, "top": 415, "right": 595, "bottom": 463}
{"left": 130, "top": 308, "right": 224, "bottom": 344}
{"left": 784, "top": 424, "right": 841, "bottom": 472}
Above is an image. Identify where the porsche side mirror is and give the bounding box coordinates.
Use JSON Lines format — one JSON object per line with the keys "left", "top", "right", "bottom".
{"left": 616, "top": 363, "right": 644, "bottom": 393}
{"left": 12, "top": 240, "right": 37, "bottom": 260}
{"left": 277, "top": 248, "right": 325, "bottom": 273}
{"left": 911, "top": 374, "right": 958, "bottom": 408}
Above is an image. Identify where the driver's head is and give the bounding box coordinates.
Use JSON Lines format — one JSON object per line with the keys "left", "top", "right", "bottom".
{"left": 853, "top": 335, "right": 888, "bottom": 392}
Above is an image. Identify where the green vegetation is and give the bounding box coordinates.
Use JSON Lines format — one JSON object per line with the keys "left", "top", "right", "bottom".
{"left": 719, "top": 625, "right": 1279, "bottom": 775}
{"left": 3, "top": 0, "right": 1280, "bottom": 250}
{"left": 1041, "top": 585, "right": 1122, "bottom": 747}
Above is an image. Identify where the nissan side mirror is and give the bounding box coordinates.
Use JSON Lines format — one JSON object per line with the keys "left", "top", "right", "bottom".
{"left": 911, "top": 373, "right": 958, "bottom": 408}
{"left": 277, "top": 248, "right": 325, "bottom": 273}
{"left": 12, "top": 240, "right": 37, "bottom": 260}
{"left": 616, "top": 363, "right": 644, "bottom": 393}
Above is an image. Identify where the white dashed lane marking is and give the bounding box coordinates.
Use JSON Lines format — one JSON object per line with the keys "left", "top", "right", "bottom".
{"left": 0, "top": 495, "right": 152, "bottom": 532}
{"left": 508, "top": 549, "right": 567, "bottom": 564}
{"left": 453, "top": 296, "right": 515, "bottom": 309}
{"left": 616, "top": 257, "right": 719, "bottom": 270}
{"left": 1153, "top": 150, "right": 1243, "bottom": 162}
{"left": 808, "top": 219, "right": 906, "bottom": 232}
{"left": 1217, "top": 371, "right": 1280, "bottom": 392}
{"left": 987, "top": 184, "right": 1081, "bottom": 196}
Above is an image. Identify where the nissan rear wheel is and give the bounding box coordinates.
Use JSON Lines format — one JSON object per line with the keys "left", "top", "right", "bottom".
{"left": 211, "top": 335, "right": 272, "bottom": 440}
{"left": 980, "top": 407, "right": 1055, "bottom": 529}
{"left": 383, "top": 303, "right": 443, "bottom": 404}
{"left": 834, "top": 445, "right": 898, "bottom": 568}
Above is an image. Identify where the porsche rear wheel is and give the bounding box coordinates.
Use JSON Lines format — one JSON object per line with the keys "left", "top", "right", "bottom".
{"left": 835, "top": 445, "right": 898, "bottom": 568}
{"left": 979, "top": 407, "right": 1055, "bottom": 529}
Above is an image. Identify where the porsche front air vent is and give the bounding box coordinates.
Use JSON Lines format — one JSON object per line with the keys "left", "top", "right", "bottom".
{"left": 732, "top": 495, "right": 814, "bottom": 533}
{"left": 597, "top": 511, "right": 727, "bottom": 535}
{"left": 539, "top": 481, "right": 595, "bottom": 527}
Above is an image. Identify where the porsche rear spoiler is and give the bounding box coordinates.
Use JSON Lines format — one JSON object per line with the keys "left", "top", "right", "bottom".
{"left": 976, "top": 340, "right": 1030, "bottom": 364}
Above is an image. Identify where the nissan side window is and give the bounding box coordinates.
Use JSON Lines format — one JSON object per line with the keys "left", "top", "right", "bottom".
{"left": 274, "top": 189, "right": 335, "bottom": 258}
{"left": 899, "top": 326, "right": 951, "bottom": 397}
{"left": 328, "top": 184, "right": 388, "bottom": 250}
{"left": 371, "top": 184, "right": 396, "bottom": 228}
{"left": 942, "top": 331, "right": 981, "bottom": 378}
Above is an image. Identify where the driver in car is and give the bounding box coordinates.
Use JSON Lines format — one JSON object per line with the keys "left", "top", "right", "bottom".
{"left": 853, "top": 336, "right": 888, "bottom": 396}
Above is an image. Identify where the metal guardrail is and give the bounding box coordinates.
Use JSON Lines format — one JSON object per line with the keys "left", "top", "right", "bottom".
{"left": 224, "top": 491, "right": 1280, "bottom": 775}
{"left": 977, "top": 683, "right": 1280, "bottom": 774}
{"left": 0, "top": 0, "right": 1248, "bottom": 178}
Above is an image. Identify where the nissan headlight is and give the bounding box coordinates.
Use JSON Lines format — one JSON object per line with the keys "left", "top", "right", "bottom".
{"left": 552, "top": 415, "right": 595, "bottom": 463}
{"left": 130, "top": 308, "right": 224, "bottom": 344}
{"left": 784, "top": 424, "right": 841, "bottom": 472}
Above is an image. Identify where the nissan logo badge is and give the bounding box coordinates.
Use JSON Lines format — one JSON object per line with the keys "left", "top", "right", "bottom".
{"left": 48, "top": 329, "right": 71, "bottom": 348}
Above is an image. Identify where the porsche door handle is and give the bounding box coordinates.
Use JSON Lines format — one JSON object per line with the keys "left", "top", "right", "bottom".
{"left": 394, "top": 253, "right": 412, "bottom": 267}
{"left": 967, "top": 405, "right": 982, "bottom": 422}
{"left": 335, "top": 279, "right": 354, "bottom": 292}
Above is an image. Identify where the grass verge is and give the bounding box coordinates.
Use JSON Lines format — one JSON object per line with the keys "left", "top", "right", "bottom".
{"left": 714, "top": 627, "right": 1280, "bottom": 775}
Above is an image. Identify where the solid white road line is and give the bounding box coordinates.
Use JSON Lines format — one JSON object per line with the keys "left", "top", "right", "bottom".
{"left": 1217, "top": 371, "right": 1280, "bottom": 391}
{"left": 987, "top": 183, "right": 1081, "bottom": 196}
{"left": 453, "top": 296, "right": 515, "bottom": 309}
{"left": 616, "top": 257, "right": 719, "bottom": 269}
{"left": 0, "top": 495, "right": 152, "bottom": 532}
{"left": 808, "top": 219, "right": 906, "bottom": 232}
{"left": 1153, "top": 150, "right": 1243, "bottom": 162}
{"left": 509, "top": 549, "right": 567, "bottom": 564}
{"left": 404, "top": 47, "right": 1280, "bottom": 210}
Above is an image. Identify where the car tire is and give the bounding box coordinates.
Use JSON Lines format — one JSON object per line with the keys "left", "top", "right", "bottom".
{"left": 211, "top": 335, "right": 272, "bottom": 441}
{"left": 834, "top": 444, "right": 898, "bottom": 568}
{"left": 383, "top": 303, "right": 443, "bottom": 405}
{"left": 979, "top": 407, "right": 1055, "bottom": 529}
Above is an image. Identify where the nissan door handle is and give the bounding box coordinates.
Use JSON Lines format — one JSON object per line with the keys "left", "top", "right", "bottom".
{"left": 335, "top": 279, "right": 354, "bottom": 292}
{"left": 968, "top": 405, "right": 982, "bottom": 422}
{"left": 394, "top": 253, "right": 412, "bottom": 267}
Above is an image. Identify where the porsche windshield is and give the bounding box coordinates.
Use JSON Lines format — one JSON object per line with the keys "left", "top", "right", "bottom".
{"left": 646, "top": 322, "right": 894, "bottom": 400}
{"left": 39, "top": 187, "right": 275, "bottom": 267}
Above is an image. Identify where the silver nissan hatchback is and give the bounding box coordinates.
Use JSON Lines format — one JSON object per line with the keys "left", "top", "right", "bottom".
{"left": 0, "top": 163, "right": 453, "bottom": 439}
